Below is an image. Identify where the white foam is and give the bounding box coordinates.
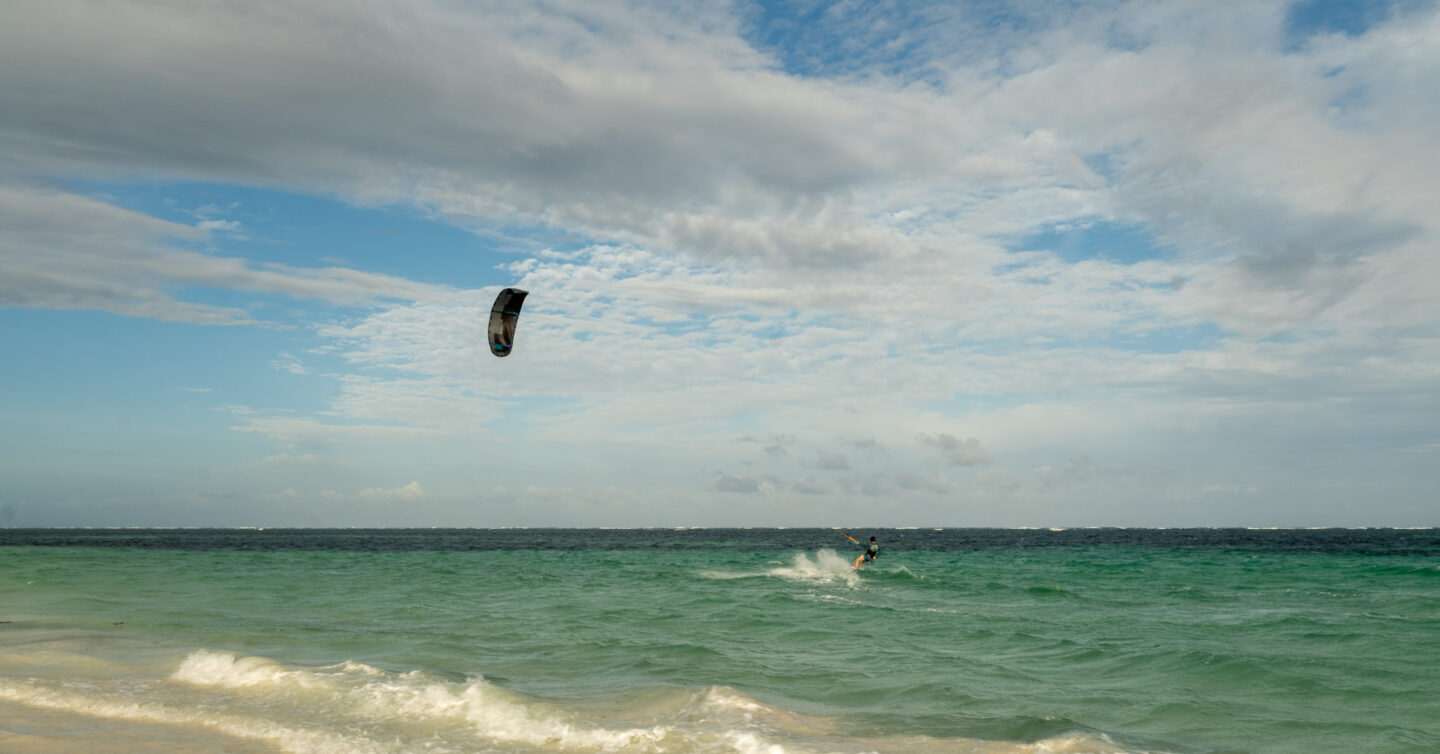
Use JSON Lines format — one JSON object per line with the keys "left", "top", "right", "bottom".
{"left": 5, "top": 651, "right": 1159, "bottom": 754}
{"left": 890, "top": 565, "right": 925, "bottom": 580}
{"left": 766, "top": 550, "right": 862, "bottom": 584}
{"left": 173, "top": 649, "right": 316, "bottom": 690}
{"left": 696, "top": 570, "right": 767, "bottom": 580}
{"left": 361, "top": 674, "right": 672, "bottom": 750}
{"left": 696, "top": 685, "right": 768, "bottom": 715}
{"left": 724, "top": 731, "right": 790, "bottom": 754}
{"left": 698, "top": 550, "right": 864, "bottom": 585}
{"left": 172, "top": 651, "right": 677, "bottom": 751}
{"left": 0, "top": 678, "right": 393, "bottom": 754}
{"left": 1018, "top": 732, "right": 1132, "bottom": 753}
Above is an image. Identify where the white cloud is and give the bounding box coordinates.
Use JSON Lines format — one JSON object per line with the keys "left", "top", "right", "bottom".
{"left": 260, "top": 452, "right": 320, "bottom": 466}
{"left": 894, "top": 471, "right": 956, "bottom": 495}
{"left": 792, "top": 477, "right": 831, "bottom": 495}
{"left": 233, "top": 416, "right": 437, "bottom": 449}
{"left": 6, "top": 1, "right": 1434, "bottom": 345}
{"left": 271, "top": 352, "right": 309, "bottom": 375}
{"left": 714, "top": 473, "right": 782, "bottom": 494}
{"left": 2, "top": 0, "right": 1437, "bottom": 524}
{"left": 0, "top": 187, "right": 453, "bottom": 325}
{"left": 359, "top": 481, "right": 424, "bottom": 501}
{"left": 197, "top": 219, "right": 243, "bottom": 234}
{"left": 1033, "top": 456, "right": 1097, "bottom": 489}
{"left": 918, "top": 434, "right": 991, "bottom": 467}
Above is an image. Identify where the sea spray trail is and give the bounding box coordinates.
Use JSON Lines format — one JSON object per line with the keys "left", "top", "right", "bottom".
{"left": 3, "top": 528, "right": 1439, "bottom": 753}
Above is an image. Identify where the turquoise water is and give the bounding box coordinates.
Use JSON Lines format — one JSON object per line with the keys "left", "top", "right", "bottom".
{"left": 2, "top": 529, "right": 1438, "bottom": 753}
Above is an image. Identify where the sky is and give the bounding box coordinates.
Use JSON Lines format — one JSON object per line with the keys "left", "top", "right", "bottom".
{"left": 2, "top": 0, "right": 1437, "bottom": 528}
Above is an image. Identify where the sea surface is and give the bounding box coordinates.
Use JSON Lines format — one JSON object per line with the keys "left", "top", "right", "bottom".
{"left": 1, "top": 528, "right": 1437, "bottom": 754}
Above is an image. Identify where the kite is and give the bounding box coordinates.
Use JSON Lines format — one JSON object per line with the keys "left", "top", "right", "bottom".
{"left": 487, "top": 288, "right": 528, "bottom": 358}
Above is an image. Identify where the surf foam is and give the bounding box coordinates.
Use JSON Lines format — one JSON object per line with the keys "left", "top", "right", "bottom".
{"left": 766, "top": 550, "right": 862, "bottom": 584}
{"left": 4, "top": 650, "right": 1159, "bottom": 754}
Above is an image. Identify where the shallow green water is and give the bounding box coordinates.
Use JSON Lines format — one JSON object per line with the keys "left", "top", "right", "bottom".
{"left": 2, "top": 530, "right": 1437, "bottom": 753}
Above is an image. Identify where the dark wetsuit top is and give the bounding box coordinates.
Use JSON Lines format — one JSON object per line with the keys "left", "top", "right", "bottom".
{"left": 863, "top": 543, "right": 880, "bottom": 561}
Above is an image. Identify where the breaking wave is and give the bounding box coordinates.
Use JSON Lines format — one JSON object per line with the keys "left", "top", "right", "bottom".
{"left": 0, "top": 649, "right": 1146, "bottom": 754}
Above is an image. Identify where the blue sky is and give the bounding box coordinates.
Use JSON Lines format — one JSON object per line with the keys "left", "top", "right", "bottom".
{"left": 2, "top": 0, "right": 1437, "bottom": 527}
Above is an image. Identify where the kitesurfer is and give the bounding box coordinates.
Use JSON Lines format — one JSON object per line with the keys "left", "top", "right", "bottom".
{"left": 852, "top": 536, "right": 880, "bottom": 570}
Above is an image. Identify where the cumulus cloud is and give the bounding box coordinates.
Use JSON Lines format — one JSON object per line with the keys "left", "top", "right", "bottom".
{"left": 1033, "top": 456, "right": 1096, "bottom": 489}
{"left": 714, "top": 473, "right": 782, "bottom": 494}
{"left": 846, "top": 437, "right": 884, "bottom": 454}
{"left": 792, "top": 477, "right": 830, "bottom": 495}
{"left": 837, "top": 473, "right": 892, "bottom": 497}
{"left": 1, "top": 1, "right": 882, "bottom": 264}
{"left": 256, "top": 481, "right": 425, "bottom": 504}
{"left": 918, "top": 433, "right": 991, "bottom": 467}
{"left": 359, "top": 481, "right": 425, "bottom": 501}
{"left": 271, "top": 352, "right": 310, "bottom": 375}
{"left": 6, "top": 1, "right": 1434, "bottom": 344}
{"left": 894, "top": 471, "right": 955, "bottom": 495}
{"left": 2, "top": 0, "right": 1419, "bottom": 287}
{"left": 197, "top": 219, "right": 244, "bottom": 235}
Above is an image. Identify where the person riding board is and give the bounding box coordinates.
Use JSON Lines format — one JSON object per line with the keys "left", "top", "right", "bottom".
{"left": 853, "top": 536, "right": 880, "bottom": 570}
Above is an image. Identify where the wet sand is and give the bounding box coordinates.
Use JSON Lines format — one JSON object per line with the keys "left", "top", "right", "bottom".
{"left": 0, "top": 699, "right": 274, "bottom": 754}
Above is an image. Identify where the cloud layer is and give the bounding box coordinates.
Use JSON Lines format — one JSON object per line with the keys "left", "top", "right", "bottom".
{"left": 2, "top": 0, "right": 1437, "bottom": 525}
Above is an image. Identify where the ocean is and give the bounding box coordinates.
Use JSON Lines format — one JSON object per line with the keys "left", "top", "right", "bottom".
{"left": 1, "top": 528, "right": 1437, "bottom": 754}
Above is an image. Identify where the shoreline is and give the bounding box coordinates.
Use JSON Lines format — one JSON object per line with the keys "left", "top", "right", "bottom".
{"left": 0, "top": 699, "right": 273, "bottom": 754}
